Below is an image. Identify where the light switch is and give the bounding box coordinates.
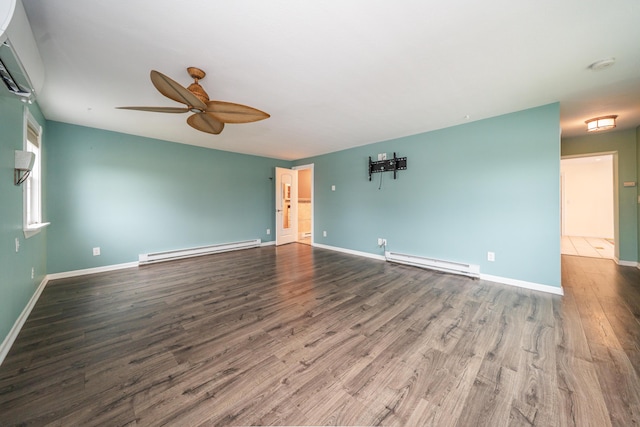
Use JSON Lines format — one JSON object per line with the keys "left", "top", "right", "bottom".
{"left": 331, "top": 185, "right": 335, "bottom": 191}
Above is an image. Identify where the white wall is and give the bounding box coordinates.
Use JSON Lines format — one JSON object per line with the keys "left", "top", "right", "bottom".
{"left": 561, "top": 155, "right": 614, "bottom": 238}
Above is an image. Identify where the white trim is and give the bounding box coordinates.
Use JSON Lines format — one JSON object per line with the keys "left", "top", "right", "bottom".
{"left": 312, "top": 243, "right": 386, "bottom": 261}
{"left": 0, "top": 276, "right": 48, "bottom": 366}
{"left": 46, "top": 262, "right": 138, "bottom": 281}
{"left": 615, "top": 258, "right": 639, "bottom": 268}
{"left": 480, "top": 273, "right": 564, "bottom": 296}
{"left": 23, "top": 107, "right": 46, "bottom": 238}
{"left": 23, "top": 221, "right": 50, "bottom": 239}
{"left": 261, "top": 240, "right": 276, "bottom": 247}
{"left": 313, "top": 243, "right": 563, "bottom": 295}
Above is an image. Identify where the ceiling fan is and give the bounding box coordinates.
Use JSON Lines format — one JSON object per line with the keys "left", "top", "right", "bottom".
{"left": 117, "top": 67, "right": 269, "bottom": 135}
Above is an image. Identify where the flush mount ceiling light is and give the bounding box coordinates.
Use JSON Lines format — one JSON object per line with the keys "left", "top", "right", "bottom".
{"left": 588, "top": 58, "right": 616, "bottom": 71}
{"left": 585, "top": 115, "right": 618, "bottom": 132}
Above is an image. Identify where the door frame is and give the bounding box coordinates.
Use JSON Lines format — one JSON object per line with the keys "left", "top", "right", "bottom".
{"left": 560, "top": 151, "right": 618, "bottom": 260}
{"left": 293, "top": 163, "right": 314, "bottom": 244}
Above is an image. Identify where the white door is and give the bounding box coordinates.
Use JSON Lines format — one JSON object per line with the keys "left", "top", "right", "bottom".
{"left": 275, "top": 167, "right": 298, "bottom": 245}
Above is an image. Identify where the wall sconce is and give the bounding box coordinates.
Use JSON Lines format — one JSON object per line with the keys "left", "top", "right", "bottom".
{"left": 585, "top": 115, "right": 617, "bottom": 132}
{"left": 14, "top": 150, "right": 35, "bottom": 185}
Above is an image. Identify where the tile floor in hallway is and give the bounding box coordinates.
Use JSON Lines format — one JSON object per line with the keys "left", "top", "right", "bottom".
{"left": 561, "top": 235, "right": 614, "bottom": 259}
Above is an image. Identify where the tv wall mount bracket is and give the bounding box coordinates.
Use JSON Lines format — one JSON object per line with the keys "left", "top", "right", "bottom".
{"left": 368, "top": 152, "right": 407, "bottom": 181}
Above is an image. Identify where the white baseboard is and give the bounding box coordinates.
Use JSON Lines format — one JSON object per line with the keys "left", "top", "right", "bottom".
{"left": 0, "top": 277, "right": 49, "bottom": 366}
{"left": 313, "top": 243, "right": 563, "bottom": 296}
{"left": 615, "top": 258, "right": 639, "bottom": 268}
{"left": 46, "top": 262, "right": 139, "bottom": 281}
{"left": 48, "top": 240, "right": 276, "bottom": 281}
{"left": 479, "top": 273, "right": 564, "bottom": 296}
{"left": 312, "top": 243, "right": 386, "bottom": 261}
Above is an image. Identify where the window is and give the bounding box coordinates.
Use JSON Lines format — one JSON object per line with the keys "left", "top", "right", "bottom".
{"left": 23, "top": 108, "right": 48, "bottom": 238}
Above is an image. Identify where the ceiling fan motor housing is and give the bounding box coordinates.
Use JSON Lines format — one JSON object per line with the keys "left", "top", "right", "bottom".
{"left": 186, "top": 67, "right": 209, "bottom": 104}
{"left": 187, "top": 82, "right": 209, "bottom": 104}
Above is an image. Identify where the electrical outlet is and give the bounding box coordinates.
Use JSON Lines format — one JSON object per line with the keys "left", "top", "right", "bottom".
{"left": 377, "top": 238, "right": 387, "bottom": 246}
{"left": 15, "top": 238, "right": 19, "bottom": 253}
{"left": 331, "top": 185, "right": 336, "bottom": 191}
{"left": 266, "top": 228, "right": 270, "bottom": 235}
{"left": 378, "top": 153, "right": 387, "bottom": 161}
{"left": 487, "top": 251, "right": 495, "bottom": 262}
{"left": 93, "top": 247, "right": 101, "bottom": 256}
{"left": 323, "top": 231, "right": 327, "bottom": 237}
{"left": 31, "top": 267, "right": 34, "bottom": 279}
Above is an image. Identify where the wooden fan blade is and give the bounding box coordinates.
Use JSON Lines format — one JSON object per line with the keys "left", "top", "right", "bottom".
{"left": 150, "top": 70, "right": 207, "bottom": 110}
{"left": 116, "top": 106, "right": 190, "bottom": 113}
{"left": 187, "top": 113, "right": 225, "bottom": 135}
{"left": 205, "top": 101, "right": 270, "bottom": 124}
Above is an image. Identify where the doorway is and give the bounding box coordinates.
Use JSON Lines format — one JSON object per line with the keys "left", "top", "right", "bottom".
{"left": 293, "top": 164, "right": 313, "bottom": 245}
{"left": 275, "top": 164, "right": 314, "bottom": 246}
{"left": 275, "top": 167, "right": 298, "bottom": 245}
{"left": 560, "top": 154, "right": 615, "bottom": 259}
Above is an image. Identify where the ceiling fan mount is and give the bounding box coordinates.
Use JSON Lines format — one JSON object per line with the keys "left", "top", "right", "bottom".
{"left": 117, "top": 67, "right": 269, "bottom": 135}
{"left": 187, "top": 67, "right": 206, "bottom": 80}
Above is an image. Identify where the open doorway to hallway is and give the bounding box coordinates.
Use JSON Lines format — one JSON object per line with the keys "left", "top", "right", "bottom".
{"left": 294, "top": 164, "right": 313, "bottom": 245}
{"left": 560, "top": 154, "right": 615, "bottom": 259}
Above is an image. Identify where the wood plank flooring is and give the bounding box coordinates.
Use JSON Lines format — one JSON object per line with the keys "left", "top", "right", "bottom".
{"left": 0, "top": 244, "right": 639, "bottom": 426}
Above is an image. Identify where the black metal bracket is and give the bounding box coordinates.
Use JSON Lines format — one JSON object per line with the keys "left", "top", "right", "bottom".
{"left": 369, "top": 152, "right": 407, "bottom": 181}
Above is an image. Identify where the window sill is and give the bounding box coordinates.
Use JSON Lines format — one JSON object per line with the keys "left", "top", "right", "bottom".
{"left": 24, "top": 222, "right": 50, "bottom": 239}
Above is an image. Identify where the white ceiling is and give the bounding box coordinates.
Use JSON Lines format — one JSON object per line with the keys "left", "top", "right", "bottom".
{"left": 22, "top": 0, "right": 640, "bottom": 160}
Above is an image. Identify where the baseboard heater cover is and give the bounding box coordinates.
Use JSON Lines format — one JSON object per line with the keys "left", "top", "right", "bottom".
{"left": 139, "top": 239, "right": 261, "bottom": 265}
{"left": 385, "top": 251, "right": 480, "bottom": 278}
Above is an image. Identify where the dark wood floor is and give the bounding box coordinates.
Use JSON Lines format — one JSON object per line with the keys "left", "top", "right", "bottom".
{"left": 1, "top": 244, "right": 639, "bottom": 426}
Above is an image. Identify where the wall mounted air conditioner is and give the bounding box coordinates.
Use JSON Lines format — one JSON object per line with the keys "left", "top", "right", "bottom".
{"left": 0, "top": 0, "right": 44, "bottom": 100}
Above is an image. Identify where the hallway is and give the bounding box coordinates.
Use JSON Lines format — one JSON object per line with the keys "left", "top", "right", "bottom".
{"left": 561, "top": 235, "right": 614, "bottom": 259}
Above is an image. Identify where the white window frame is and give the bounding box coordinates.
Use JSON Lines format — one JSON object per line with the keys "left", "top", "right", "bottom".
{"left": 23, "top": 108, "right": 49, "bottom": 238}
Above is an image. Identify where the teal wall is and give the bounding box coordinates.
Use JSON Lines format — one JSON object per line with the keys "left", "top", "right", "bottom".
{"left": 296, "top": 104, "right": 562, "bottom": 287}
{"left": 0, "top": 101, "right": 567, "bottom": 350}
{"left": 0, "top": 96, "right": 48, "bottom": 344}
{"left": 46, "top": 121, "right": 290, "bottom": 273}
{"left": 562, "top": 128, "right": 639, "bottom": 263}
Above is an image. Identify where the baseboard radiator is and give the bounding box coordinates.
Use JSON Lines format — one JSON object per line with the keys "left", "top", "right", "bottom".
{"left": 139, "top": 239, "right": 261, "bottom": 265}
{"left": 385, "top": 251, "right": 480, "bottom": 278}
